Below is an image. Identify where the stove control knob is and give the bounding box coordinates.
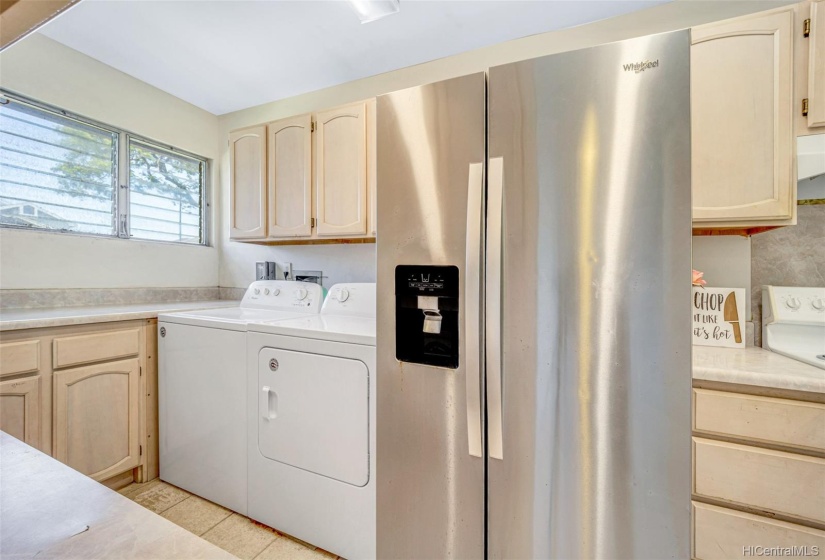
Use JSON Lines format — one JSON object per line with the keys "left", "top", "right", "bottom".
{"left": 812, "top": 297, "right": 825, "bottom": 311}
{"left": 271, "top": 288, "right": 280, "bottom": 296}
{"left": 294, "top": 288, "right": 308, "bottom": 301}
{"left": 785, "top": 296, "right": 801, "bottom": 310}
{"left": 334, "top": 288, "right": 350, "bottom": 302}
{"left": 264, "top": 288, "right": 270, "bottom": 295}
{"left": 254, "top": 288, "right": 261, "bottom": 295}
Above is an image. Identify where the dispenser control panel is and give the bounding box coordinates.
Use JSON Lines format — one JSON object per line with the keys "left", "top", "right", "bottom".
{"left": 395, "top": 265, "right": 459, "bottom": 368}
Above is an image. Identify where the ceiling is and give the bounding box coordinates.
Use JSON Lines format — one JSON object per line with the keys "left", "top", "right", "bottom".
{"left": 38, "top": 0, "right": 667, "bottom": 115}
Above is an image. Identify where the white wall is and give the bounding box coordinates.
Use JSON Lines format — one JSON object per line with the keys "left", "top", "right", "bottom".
{"left": 0, "top": 2, "right": 790, "bottom": 290}
{"left": 218, "top": 0, "right": 792, "bottom": 289}
{"left": 692, "top": 236, "right": 752, "bottom": 319}
{"left": 0, "top": 34, "right": 220, "bottom": 289}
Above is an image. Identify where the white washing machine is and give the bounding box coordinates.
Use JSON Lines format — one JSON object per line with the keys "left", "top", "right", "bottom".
{"left": 158, "top": 280, "right": 324, "bottom": 515}
{"left": 247, "top": 283, "right": 376, "bottom": 560}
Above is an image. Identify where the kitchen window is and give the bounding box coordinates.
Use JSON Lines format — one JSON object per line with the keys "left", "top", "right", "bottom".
{"left": 0, "top": 92, "right": 208, "bottom": 245}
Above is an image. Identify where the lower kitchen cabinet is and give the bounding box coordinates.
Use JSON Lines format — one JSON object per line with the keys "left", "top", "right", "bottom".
{"left": 693, "top": 501, "right": 825, "bottom": 560}
{"left": 692, "top": 387, "right": 825, "bottom": 559}
{"left": 0, "top": 375, "right": 41, "bottom": 448}
{"left": 52, "top": 358, "right": 141, "bottom": 482}
{"left": 0, "top": 319, "right": 158, "bottom": 488}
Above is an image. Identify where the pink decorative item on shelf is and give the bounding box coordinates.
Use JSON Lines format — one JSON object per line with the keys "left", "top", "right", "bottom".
{"left": 692, "top": 269, "right": 707, "bottom": 287}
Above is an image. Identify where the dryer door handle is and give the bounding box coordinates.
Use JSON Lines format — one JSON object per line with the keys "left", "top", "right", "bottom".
{"left": 261, "top": 386, "right": 278, "bottom": 420}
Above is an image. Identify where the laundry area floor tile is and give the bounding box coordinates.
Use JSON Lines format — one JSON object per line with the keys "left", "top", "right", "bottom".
{"left": 256, "top": 536, "right": 337, "bottom": 560}
{"left": 161, "top": 494, "right": 233, "bottom": 536}
{"left": 128, "top": 480, "right": 191, "bottom": 514}
{"left": 201, "top": 513, "right": 278, "bottom": 559}
{"left": 120, "top": 482, "right": 343, "bottom": 559}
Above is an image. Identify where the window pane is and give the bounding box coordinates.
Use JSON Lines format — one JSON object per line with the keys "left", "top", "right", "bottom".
{"left": 0, "top": 101, "right": 117, "bottom": 235}
{"left": 129, "top": 140, "right": 203, "bottom": 244}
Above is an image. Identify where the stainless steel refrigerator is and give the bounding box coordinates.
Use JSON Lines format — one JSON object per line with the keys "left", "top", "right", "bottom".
{"left": 376, "top": 30, "right": 691, "bottom": 560}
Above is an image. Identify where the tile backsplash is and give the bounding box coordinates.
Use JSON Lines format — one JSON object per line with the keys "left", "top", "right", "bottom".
{"left": 0, "top": 287, "right": 222, "bottom": 310}
{"left": 751, "top": 203, "right": 825, "bottom": 346}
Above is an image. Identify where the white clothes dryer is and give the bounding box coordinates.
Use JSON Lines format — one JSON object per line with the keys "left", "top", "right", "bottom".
{"left": 158, "top": 281, "right": 323, "bottom": 515}
{"left": 247, "top": 283, "right": 376, "bottom": 559}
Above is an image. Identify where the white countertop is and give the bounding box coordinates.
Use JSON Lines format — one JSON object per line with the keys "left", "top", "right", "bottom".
{"left": 0, "top": 300, "right": 238, "bottom": 331}
{"left": 693, "top": 345, "right": 825, "bottom": 394}
{"left": 0, "top": 432, "right": 235, "bottom": 559}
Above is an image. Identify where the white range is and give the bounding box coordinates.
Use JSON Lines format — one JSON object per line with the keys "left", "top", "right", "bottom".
{"left": 157, "top": 281, "right": 324, "bottom": 514}
{"left": 763, "top": 285, "right": 825, "bottom": 370}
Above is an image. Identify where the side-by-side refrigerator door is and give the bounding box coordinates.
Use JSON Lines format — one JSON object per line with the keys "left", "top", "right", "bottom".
{"left": 486, "top": 31, "right": 692, "bottom": 559}
{"left": 375, "top": 72, "right": 486, "bottom": 560}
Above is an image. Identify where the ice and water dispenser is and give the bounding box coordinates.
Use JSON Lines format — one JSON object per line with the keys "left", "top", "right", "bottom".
{"left": 395, "top": 265, "right": 459, "bottom": 368}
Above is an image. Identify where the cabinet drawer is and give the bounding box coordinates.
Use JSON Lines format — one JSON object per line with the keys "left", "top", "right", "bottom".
{"left": 694, "top": 389, "right": 825, "bottom": 452}
{"left": 694, "top": 438, "right": 825, "bottom": 524}
{"left": 694, "top": 501, "right": 825, "bottom": 560}
{"left": 0, "top": 340, "right": 40, "bottom": 378}
{"left": 53, "top": 328, "right": 140, "bottom": 369}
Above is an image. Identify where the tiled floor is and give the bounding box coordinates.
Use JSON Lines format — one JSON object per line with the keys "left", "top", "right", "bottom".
{"left": 119, "top": 480, "right": 341, "bottom": 560}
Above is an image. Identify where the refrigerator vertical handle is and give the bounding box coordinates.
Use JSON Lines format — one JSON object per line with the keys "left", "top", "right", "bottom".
{"left": 465, "top": 162, "right": 484, "bottom": 458}
{"left": 486, "top": 157, "right": 504, "bottom": 460}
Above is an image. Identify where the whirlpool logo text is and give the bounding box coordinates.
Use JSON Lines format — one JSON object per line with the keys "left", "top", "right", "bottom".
{"left": 623, "top": 59, "right": 659, "bottom": 73}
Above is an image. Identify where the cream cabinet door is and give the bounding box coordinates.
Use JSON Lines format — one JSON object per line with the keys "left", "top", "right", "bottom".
{"left": 53, "top": 358, "right": 140, "bottom": 481}
{"left": 691, "top": 7, "right": 796, "bottom": 227}
{"left": 367, "top": 98, "right": 377, "bottom": 237}
{"left": 314, "top": 102, "right": 368, "bottom": 237}
{"left": 229, "top": 125, "right": 267, "bottom": 240}
{"left": 809, "top": 0, "right": 825, "bottom": 128}
{"left": 267, "top": 114, "right": 313, "bottom": 238}
{"left": 0, "top": 375, "right": 41, "bottom": 448}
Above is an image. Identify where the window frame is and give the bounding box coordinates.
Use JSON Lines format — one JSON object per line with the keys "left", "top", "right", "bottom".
{"left": 0, "top": 89, "right": 210, "bottom": 247}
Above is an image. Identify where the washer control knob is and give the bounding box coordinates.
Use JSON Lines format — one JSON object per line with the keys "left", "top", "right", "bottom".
{"left": 786, "top": 296, "right": 801, "bottom": 310}
{"left": 264, "top": 288, "right": 270, "bottom": 295}
{"left": 294, "top": 288, "right": 308, "bottom": 301}
{"left": 271, "top": 288, "right": 280, "bottom": 296}
{"left": 254, "top": 288, "right": 261, "bottom": 295}
{"left": 812, "top": 297, "right": 825, "bottom": 311}
{"left": 334, "top": 288, "right": 350, "bottom": 302}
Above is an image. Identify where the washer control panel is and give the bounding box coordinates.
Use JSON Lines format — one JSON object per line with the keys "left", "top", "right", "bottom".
{"left": 242, "top": 281, "right": 323, "bottom": 312}
{"left": 322, "top": 283, "right": 376, "bottom": 318}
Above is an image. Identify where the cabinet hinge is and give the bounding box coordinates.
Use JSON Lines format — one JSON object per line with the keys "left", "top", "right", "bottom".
{"left": 803, "top": 98, "right": 810, "bottom": 117}
{"left": 804, "top": 18, "right": 811, "bottom": 38}
{"left": 310, "top": 121, "right": 316, "bottom": 132}
{"left": 139, "top": 445, "right": 143, "bottom": 456}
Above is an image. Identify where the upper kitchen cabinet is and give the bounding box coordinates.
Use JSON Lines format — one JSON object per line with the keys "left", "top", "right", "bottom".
{"left": 794, "top": 0, "right": 825, "bottom": 135}
{"left": 229, "top": 125, "right": 267, "bottom": 240}
{"left": 228, "top": 99, "right": 376, "bottom": 244}
{"left": 315, "top": 101, "right": 369, "bottom": 237}
{"left": 691, "top": 7, "right": 797, "bottom": 232}
{"left": 806, "top": 0, "right": 825, "bottom": 129}
{"left": 267, "top": 114, "right": 312, "bottom": 238}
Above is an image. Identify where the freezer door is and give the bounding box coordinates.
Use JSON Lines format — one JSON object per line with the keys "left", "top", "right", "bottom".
{"left": 376, "top": 72, "right": 486, "bottom": 560}
{"left": 487, "top": 31, "right": 692, "bottom": 559}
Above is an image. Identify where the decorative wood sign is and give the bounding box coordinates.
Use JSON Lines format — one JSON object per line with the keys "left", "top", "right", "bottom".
{"left": 692, "top": 287, "right": 746, "bottom": 348}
